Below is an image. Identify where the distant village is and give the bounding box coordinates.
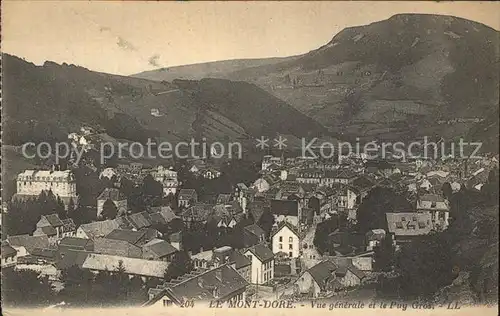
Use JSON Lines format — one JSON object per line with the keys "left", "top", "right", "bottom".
{"left": 1, "top": 128, "right": 499, "bottom": 308}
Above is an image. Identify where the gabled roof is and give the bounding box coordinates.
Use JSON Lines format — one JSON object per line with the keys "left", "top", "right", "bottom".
{"left": 245, "top": 243, "right": 273, "bottom": 262}
{"left": 82, "top": 253, "right": 170, "bottom": 278}
{"left": 386, "top": 212, "right": 432, "bottom": 236}
{"left": 42, "top": 214, "right": 65, "bottom": 227}
{"left": 78, "top": 220, "right": 120, "bottom": 239}
{"left": 270, "top": 199, "right": 299, "bottom": 217}
{"left": 243, "top": 224, "right": 265, "bottom": 237}
{"left": 143, "top": 239, "right": 178, "bottom": 258}
{"left": 182, "top": 203, "right": 214, "bottom": 222}
{"left": 106, "top": 229, "right": 146, "bottom": 245}
{"left": 271, "top": 221, "right": 300, "bottom": 239}
{"left": 178, "top": 189, "right": 197, "bottom": 200}
{"left": 2, "top": 244, "right": 17, "bottom": 258}
{"left": 7, "top": 235, "right": 50, "bottom": 253}
{"left": 59, "top": 237, "right": 93, "bottom": 249}
{"left": 216, "top": 194, "right": 232, "bottom": 205}
{"left": 35, "top": 225, "right": 58, "bottom": 236}
{"left": 127, "top": 211, "right": 153, "bottom": 230}
{"left": 306, "top": 260, "right": 338, "bottom": 290}
{"left": 97, "top": 188, "right": 127, "bottom": 201}
{"left": 144, "top": 264, "right": 247, "bottom": 306}
{"left": 56, "top": 249, "right": 92, "bottom": 270}
{"left": 61, "top": 218, "right": 76, "bottom": 231}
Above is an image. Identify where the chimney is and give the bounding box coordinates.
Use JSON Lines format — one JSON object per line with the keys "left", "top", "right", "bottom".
{"left": 215, "top": 268, "right": 222, "bottom": 282}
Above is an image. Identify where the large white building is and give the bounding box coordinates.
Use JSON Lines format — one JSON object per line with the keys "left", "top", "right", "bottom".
{"left": 151, "top": 166, "right": 179, "bottom": 196}
{"left": 271, "top": 222, "right": 301, "bottom": 258}
{"left": 16, "top": 170, "right": 77, "bottom": 205}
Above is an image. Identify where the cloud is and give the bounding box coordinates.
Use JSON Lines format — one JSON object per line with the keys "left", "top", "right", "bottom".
{"left": 148, "top": 54, "right": 162, "bottom": 68}
{"left": 117, "top": 37, "right": 137, "bottom": 51}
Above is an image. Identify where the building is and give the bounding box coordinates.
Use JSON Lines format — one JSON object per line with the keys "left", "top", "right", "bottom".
{"left": 262, "top": 155, "right": 283, "bottom": 171}
{"left": 33, "top": 214, "right": 76, "bottom": 243}
{"left": 81, "top": 253, "right": 170, "bottom": 282}
{"left": 93, "top": 229, "right": 146, "bottom": 259}
{"left": 6, "top": 235, "right": 50, "bottom": 257}
{"left": 178, "top": 189, "right": 198, "bottom": 208}
{"left": 293, "top": 259, "right": 365, "bottom": 297}
{"left": 242, "top": 224, "right": 266, "bottom": 247}
{"left": 142, "top": 238, "right": 178, "bottom": 261}
{"left": 191, "top": 246, "right": 252, "bottom": 283}
{"left": 2, "top": 242, "right": 18, "bottom": 268}
{"left": 151, "top": 166, "right": 179, "bottom": 196}
{"left": 271, "top": 222, "right": 301, "bottom": 258}
{"left": 144, "top": 264, "right": 248, "bottom": 307}
{"left": 365, "top": 229, "right": 386, "bottom": 251}
{"left": 243, "top": 243, "right": 274, "bottom": 284}
{"left": 386, "top": 212, "right": 433, "bottom": 244}
{"left": 15, "top": 170, "right": 77, "bottom": 208}
{"left": 57, "top": 237, "right": 94, "bottom": 257}
{"left": 76, "top": 219, "right": 121, "bottom": 240}
{"left": 181, "top": 203, "right": 213, "bottom": 228}
{"left": 270, "top": 200, "right": 301, "bottom": 227}
{"left": 96, "top": 188, "right": 128, "bottom": 218}
{"left": 416, "top": 194, "right": 450, "bottom": 230}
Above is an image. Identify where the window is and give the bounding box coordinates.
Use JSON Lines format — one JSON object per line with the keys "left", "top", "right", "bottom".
{"left": 279, "top": 244, "right": 283, "bottom": 250}
{"left": 289, "top": 252, "right": 293, "bottom": 257}
{"left": 289, "top": 237, "right": 293, "bottom": 243}
{"left": 279, "top": 236, "right": 283, "bottom": 242}
{"left": 289, "top": 244, "right": 293, "bottom": 250}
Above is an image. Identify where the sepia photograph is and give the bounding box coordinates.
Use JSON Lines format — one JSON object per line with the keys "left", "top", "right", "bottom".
{"left": 1, "top": 1, "right": 498, "bottom": 315}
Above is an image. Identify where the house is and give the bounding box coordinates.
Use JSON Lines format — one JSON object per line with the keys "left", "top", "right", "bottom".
{"left": 33, "top": 214, "right": 76, "bottom": 243}
{"left": 216, "top": 193, "right": 232, "bottom": 205}
{"left": 6, "top": 235, "right": 50, "bottom": 257}
{"left": 270, "top": 200, "right": 301, "bottom": 226}
{"left": 200, "top": 167, "right": 222, "bottom": 180}
{"left": 365, "top": 229, "right": 386, "bottom": 251}
{"left": 76, "top": 219, "right": 121, "bottom": 240}
{"left": 144, "top": 264, "right": 248, "bottom": 307}
{"left": 2, "top": 242, "right": 18, "bottom": 268}
{"left": 271, "top": 222, "right": 301, "bottom": 258}
{"left": 386, "top": 212, "right": 433, "bottom": 244}
{"left": 181, "top": 203, "right": 213, "bottom": 228}
{"left": 416, "top": 194, "right": 450, "bottom": 229}
{"left": 169, "top": 232, "right": 183, "bottom": 251}
{"left": 293, "top": 259, "right": 365, "bottom": 297}
{"left": 262, "top": 155, "right": 283, "bottom": 171}
{"left": 148, "top": 206, "right": 179, "bottom": 226}
{"left": 106, "top": 228, "right": 149, "bottom": 246}
{"left": 178, "top": 189, "right": 198, "bottom": 208}
{"left": 191, "top": 246, "right": 252, "bottom": 283}
{"left": 151, "top": 166, "right": 179, "bottom": 196}
{"left": 97, "top": 188, "right": 128, "bottom": 218}
{"left": 58, "top": 237, "right": 94, "bottom": 256}
{"left": 142, "top": 238, "right": 178, "bottom": 261}
{"left": 243, "top": 243, "right": 274, "bottom": 284}
{"left": 243, "top": 224, "right": 266, "bottom": 247}
{"left": 81, "top": 253, "right": 170, "bottom": 281}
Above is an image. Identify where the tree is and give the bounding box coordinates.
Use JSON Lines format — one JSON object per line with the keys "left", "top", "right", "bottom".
{"left": 58, "top": 266, "right": 95, "bottom": 305}
{"left": 395, "top": 232, "right": 455, "bottom": 300}
{"left": 257, "top": 209, "right": 275, "bottom": 239}
{"left": 373, "top": 236, "right": 395, "bottom": 272}
{"left": 356, "top": 187, "right": 412, "bottom": 233}
{"left": 101, "top": 199, "right": 118, "bottom": 220}
{"left": 164, "top": 251, "right": 193, "bottom": 281}
{"left": 2, "top": 269, "right": 55, "bottom": 307}
{"left": 442, "top": 182, "right": 453, "bottom": 200}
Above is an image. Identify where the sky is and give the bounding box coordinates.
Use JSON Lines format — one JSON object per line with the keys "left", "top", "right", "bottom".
{"left": 2, "top": 1, "right": 499, "bottom": 76}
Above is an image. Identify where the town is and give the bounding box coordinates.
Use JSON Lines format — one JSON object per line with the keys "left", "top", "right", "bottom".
{"left": 2, "top": 129, "right": 499, "bottom": 308}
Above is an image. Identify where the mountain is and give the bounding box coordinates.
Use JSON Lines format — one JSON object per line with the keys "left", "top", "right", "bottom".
{"left": 2, "top": 54, "right": 328, "bottom": 149}
{"left": 135, "top": 14, "right": 500, "bottom": 146}
{"left": 133, "top": 56, "right": 299, "bottom": 82}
